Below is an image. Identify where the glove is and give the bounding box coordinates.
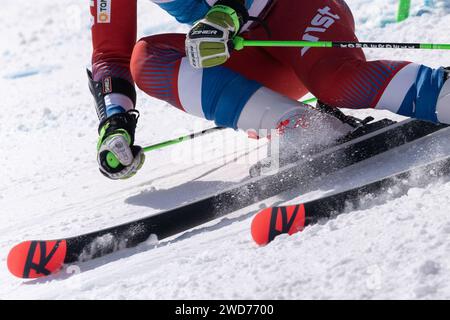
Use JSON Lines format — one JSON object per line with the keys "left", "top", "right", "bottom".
{"left": 186, "top": 3, "right": 246, "bottom": 69}
{"left": 97, "top": 110, "right": 145, "bottom": 180}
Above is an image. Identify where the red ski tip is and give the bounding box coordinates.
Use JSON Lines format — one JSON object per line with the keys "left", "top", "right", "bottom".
{"left": 251, "top": 204, "right": 306, "bottom": 246}
{"left": 7, "top": 240, "right": 67, "bottom": 279}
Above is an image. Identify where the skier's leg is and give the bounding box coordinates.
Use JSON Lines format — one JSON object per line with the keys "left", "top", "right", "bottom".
{"left": 252, "top": 0, "right": 449, "bottom": 124}
{"left": 436, "top": 69, "right": 450, "bottom": 123}
{"left": 130, "top": 33, "right": 352, "bottom": 143}
{"left": 90, "top": 0, "right": 137, "bottom": 116}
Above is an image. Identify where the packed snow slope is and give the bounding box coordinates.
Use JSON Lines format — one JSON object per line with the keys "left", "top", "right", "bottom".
{"left": 1, "top": 0, "right": 450, "bottom": 299}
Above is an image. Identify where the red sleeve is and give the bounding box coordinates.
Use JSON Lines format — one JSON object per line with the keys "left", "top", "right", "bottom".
{"left": 90, "top": 0, "right": 137, "bottom": 84}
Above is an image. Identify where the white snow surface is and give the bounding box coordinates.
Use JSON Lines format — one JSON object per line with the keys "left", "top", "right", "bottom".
{"left": 1, "top": 0, "right": 450, "bottom": 299}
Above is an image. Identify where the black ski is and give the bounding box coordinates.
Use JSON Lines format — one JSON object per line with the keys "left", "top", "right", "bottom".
{"left": 251, "top": 152, "right": 450, "bottom": 245}
{"left": 7, "top": 119, "right": 446, "bottom": 278}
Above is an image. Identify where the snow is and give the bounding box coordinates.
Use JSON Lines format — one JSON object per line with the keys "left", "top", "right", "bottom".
{"left": 1, "top": 0, "right": 450, "bottom": 299}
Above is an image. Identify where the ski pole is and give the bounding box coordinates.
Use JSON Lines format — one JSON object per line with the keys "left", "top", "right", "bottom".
{"left": 233, "top": 36, "right": 450, "bottom": 51}
{"left": 142, "top": 126, "right": 226, "bottom": 153}
{"left": 140, "top": 97, "right": 317, "bottom": 153}
{"left": 105, "top": 98, "right": 319, "bottom": 168}
{"left": 104, "top": 127, "right": 226, "bottom": 169}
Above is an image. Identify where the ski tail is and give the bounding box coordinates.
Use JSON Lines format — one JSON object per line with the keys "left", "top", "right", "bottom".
{"left": 251, "top": 205, "right": 306, "bottom": 246}
{"left": 7, "top": 240, "right": 67, "bottom": 279}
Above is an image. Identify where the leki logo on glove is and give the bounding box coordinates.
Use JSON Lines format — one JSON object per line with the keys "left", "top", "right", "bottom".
{"left": 97, "top": 0, "right": 111, "bottom": 23}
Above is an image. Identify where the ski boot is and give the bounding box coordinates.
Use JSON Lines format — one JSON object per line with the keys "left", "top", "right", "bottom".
{"left": 249, "top": 102, "right": 375, "bottom": 177}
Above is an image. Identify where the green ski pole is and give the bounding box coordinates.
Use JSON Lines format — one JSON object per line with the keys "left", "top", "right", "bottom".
{"left": 233, "top": 37, "right": 450, "bottom": 51}
{"left": 127, "top": 98, "right": 318, "bottom": 154}
{"left": 141, "top": 97, "right": 317, "bottom": 153}
{"left": 105, "top": 127, "right": 226, "bottom": 169}
{"left": 142, "top": 126, "right": 226, "bottom": 153}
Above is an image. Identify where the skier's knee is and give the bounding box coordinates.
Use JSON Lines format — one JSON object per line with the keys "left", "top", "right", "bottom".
{"left": 130, "top": 36, "right": 177, "bottom": 93}
{"left": 130, "top": 35, "right": 185, "bottom": 108}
